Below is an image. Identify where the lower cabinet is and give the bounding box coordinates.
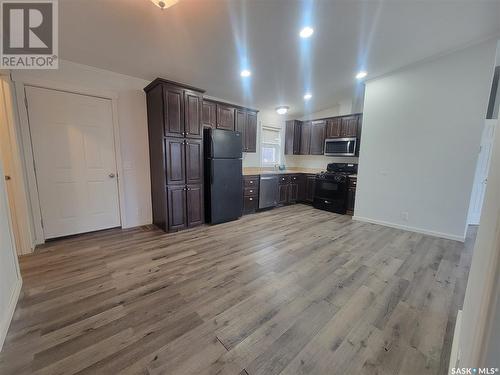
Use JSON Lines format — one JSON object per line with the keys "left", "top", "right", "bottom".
{"left": 167, "top": 184, "right": 203, "bottom": 231}
{"left": 346, "top": 176, "right": 357, "bottom": 215}
{"left": 304, "top": 174, "right": 316, "bottom": 203}
{"left": 278, "top": 174, "right": 300, "bottom": 205}
{"left": 243, "top": 175, "right": 259, "bottom": 214}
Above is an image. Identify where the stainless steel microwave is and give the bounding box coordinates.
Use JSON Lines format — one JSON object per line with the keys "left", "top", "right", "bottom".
{"left": 324, "top": 137, "right": 357, "bottom": 156}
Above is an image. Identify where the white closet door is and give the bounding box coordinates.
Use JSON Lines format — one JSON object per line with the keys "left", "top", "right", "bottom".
{"left": 26, "top": 86, "right": 120, "bottom": 239}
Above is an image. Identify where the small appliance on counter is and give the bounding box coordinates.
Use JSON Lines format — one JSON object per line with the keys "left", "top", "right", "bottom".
{"left": 204, "top": 129, "right": 243, "bottom": 224}
{"left": 313, "top": 163, "right": 358, "bottom": 214}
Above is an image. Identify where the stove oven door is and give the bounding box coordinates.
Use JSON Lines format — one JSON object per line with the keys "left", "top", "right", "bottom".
{"left": 313, "top": 176, "right": 348, "bottom": 214}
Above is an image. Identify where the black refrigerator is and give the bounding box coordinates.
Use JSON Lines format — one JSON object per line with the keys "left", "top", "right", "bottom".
{"left": 204, "top": 128, "right": 243, "bottom": 224}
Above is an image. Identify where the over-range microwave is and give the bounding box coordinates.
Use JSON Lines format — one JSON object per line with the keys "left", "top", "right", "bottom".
{"left": 324, "top": 137, "right": 357, "bottom": 157}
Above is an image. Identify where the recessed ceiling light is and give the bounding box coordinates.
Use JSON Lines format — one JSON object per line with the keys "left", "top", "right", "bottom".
{"left": 299, "top": 27, "right": 314, "bottom": 38}
{"left": 150, "top": 0, "right": 179, "bottom": 10}
{"left": 304, "top": 93, "right": 312, "bottom": 100}
{"left": 240, "top": 69, "right": 252, "bottom": 78}
{"left": 276, "top": 106, "right": 289, "bottom": 115}
{"left": 356, "top": 71, "right": 368, "bottom": 80}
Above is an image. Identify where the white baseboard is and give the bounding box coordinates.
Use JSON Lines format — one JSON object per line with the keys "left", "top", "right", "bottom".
{"left": 449, "top": 310, "right": 463, "bottom": 373}
{"left": 0, "top": 277, "right": 22, "bottom": 351}
{"left": 352, "top": 215, "right": 466, "bottom": 242}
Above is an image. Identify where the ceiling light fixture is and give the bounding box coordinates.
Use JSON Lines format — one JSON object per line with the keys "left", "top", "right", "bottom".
{"left": 240, "top": 69, "right": 252, "bottom": 78}
{"left": 276, "top": 106, "right": 289, "bottom": 115}
{"left": 299, "top": 27, "right": 314, "bottom": 38}
{"left": 356, "top": 71, "right": 368, "bottom": 80}
{"left": 304, "top": 93, "right": 312, "bottom": 100}
{"left": 150, "top": 0, "right": 179, "bottom": 10}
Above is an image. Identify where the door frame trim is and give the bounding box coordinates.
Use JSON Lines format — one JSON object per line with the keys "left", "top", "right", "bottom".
{"left": 14, "top": 80, "right": 126, "bottom": 245}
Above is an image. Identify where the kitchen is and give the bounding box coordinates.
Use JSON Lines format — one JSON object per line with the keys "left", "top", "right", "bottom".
{"left": 144, "top": 77, "right": 363, "bottom": 232}
{"left": 0, "top": 1, "right": 499, "bottom": 374}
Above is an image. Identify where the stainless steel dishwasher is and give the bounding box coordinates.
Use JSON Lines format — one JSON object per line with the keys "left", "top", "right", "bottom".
{"left": 259, "top": 175, "right": 279, "bottom": 209}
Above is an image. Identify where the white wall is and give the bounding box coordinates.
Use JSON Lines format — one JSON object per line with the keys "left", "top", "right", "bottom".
{"left": 0, "top": 157, "right": 21, "bottom": 350}
{"left": 458, "top": 114, "right": 500, "bottom": 368}
{"left": 11, "top": 60, "right": 152, "bottom": 228}
{"left": 354, "top": 40, "right": 497, "bottom": 241}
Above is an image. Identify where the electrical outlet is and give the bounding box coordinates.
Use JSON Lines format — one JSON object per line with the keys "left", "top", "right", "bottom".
{"left": 401, "top": 211, "right": 409, "bottom": 221}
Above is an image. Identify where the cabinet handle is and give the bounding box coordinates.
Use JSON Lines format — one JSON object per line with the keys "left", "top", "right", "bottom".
{"left": 249, "top": 190, "right": 253, "bottom": 193}
{"left": 250, "top": 181, "right": 253, "bottom": 184}
{"left": 249, "top": 198, "right": 253, "bottom": 201}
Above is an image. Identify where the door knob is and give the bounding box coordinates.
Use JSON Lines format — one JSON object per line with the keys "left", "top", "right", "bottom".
{"left": 5, "top": 175, "right": 11, "bottom": 181}
{"left": 109, "top": 173, "right": 116, "bottom": 178}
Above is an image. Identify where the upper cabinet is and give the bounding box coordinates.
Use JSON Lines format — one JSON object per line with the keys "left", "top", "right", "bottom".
{"left": 202, "top": 99, "right": 216, "bottom": 129}
{"left": 285, "top": 120, "right": 302, "bottom": 155}
{"left": 300, "top": 121, "right": 312, "bottom": 155}
{"left": 340, "top": 115, "right": 358, "bottom": 137}
{"left": 286, "top": 113, "right": 362, "bottom": 156}
{"left": 204, "top": 99, "right": 258, "bottom": 153}
{"left": 310, "top": 120, "right": 326, "bottom": 155}
{"left": 163, "top": 85, "right": 184, "bottom": 138}
{"left": 216, "top": 104, "right": 235, "bottom": 131}
{"left": 326, "top": 117, "right": 342, "bottom": 138}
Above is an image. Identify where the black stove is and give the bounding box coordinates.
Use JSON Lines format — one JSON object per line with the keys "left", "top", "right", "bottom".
{"left": 313, "top": 163, "right": 357, "bottom": 214}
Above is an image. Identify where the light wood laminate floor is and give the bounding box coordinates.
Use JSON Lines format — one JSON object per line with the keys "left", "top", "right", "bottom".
{"left": 0, "top": 205, "right": 475, "bottom": 375}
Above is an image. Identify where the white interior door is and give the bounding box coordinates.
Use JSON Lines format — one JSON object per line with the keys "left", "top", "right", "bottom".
{"left": 26, "top": 86, "right": 120, "bottom": 239}
{"left": 468, "top": 119, "right": 497, "bottom": 225}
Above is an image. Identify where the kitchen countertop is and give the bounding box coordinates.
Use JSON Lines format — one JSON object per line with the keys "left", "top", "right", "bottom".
{"left": 243, "top": 167, "right": 323, "bottom": 176}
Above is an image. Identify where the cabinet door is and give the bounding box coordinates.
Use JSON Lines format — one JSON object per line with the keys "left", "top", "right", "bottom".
{"left": 245, "top": 111, "right": 257, "bottom": 153}
{"left": 235, "top": 109, "right": 247, "bottom": 150}
{"left": 341, "top": 116, "right": 358, "bottom": 137}
{"left": 185, "top": 139, "right": 203, "bottom": 184}
{"left": 186, "top": 184, "right": 203, "bottom": 227}
{"left": 310, "top": 120, "right": 326, "bottom": 155}
{"left": 278, "top": 184, "right": 288, "bottom": 204}
{"left": 305, "top": 175, "right": 316, "bottom": 203}
{"left": 217, "top": 104, "right": 235, "bottom": 130}
{"left": 288, "top": 183, "right": 298, "bottom": 203}
{"left": 300, "top": 121, "right": 312, "bottom": 155}
{"left": 165, "top": 138, "right": 185, "bottom": 185}
{"left": 346, "top": 187, "right": 356, "bottom": 214}
{"left": 163, "top": 85, "right": 184, "bottom": 137}
{"left": 184, "top": 90, "right": 202, "bottom": 138}
{"left": 167, "top": 185, "right": 187, "bottom": 231}
{"left": 326, "top": 118, "right": 342, "bottom": 138}
{"left": 285, "top": 120, "right": 302, "bottom": 155}
{"left": 202, "top": 100, "right": 216, "bottom": 128}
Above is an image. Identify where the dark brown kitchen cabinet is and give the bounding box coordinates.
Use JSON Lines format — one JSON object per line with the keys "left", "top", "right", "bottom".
{"left": 305, "top": 174, "right": 316, "bottom": 203}
{"left": 326, "top": 117, "right": 342, "bottom": 138}
{"left": 145, "top": 78, "right": 205, "bottom": 233}
{"left": 184, "top": 90, "right": 203, "bottom": 138}
{"left": 288, "top": 183, "right": 299, "bottom": 203}
{"left": 242, "top": 175, "right": 259, "bottom": 215}
{"left": 163, "top": 86, "right": 184, "bottom": 138}
{"left": 164, "top": 138, "right": 186, "bottom": 185}
{"left": 245, "top": 111, "right": 257, "bottom": 152}
{"left": 186, "top": 184, "right": 203, "bottom": 226}
{"left": 285, "top": 120, "right": 302, "bottom": 155}
{"left": 341, "top": 116, "right": 358, "bottom": 137}
{"left": 167, "top": 185, "right": 187, "bottom": 231}
{"left": 300, "top": 121, "right": 312, "bottom": 155}
{"left": 185, "top": 139, "right": 203, "bottom": 185}
{"left": 202, "top": 100, "right": 216, "bottom": 128}
{"left": 310, "top": 120, "right": 326, "bottom": 155}
{"left": 278, "top": 184, "right": 288, "bottom": 204}
{"left": 236, "top": 109, "right": 258, "bottom": 152}
{"left": 217, "top": 104, "right": 235, "bottom": 130}
{"left": 346, "top": 176, "right": 357, "bottom": 215}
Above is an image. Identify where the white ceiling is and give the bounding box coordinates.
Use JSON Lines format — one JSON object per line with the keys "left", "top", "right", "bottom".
{"left": 59, "top": 0, "right": 500, "bottom": 116}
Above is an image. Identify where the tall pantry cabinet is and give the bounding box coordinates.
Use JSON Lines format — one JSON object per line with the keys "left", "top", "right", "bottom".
{"left": 144, "top": 78, "right": 205, "bottom": 232}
